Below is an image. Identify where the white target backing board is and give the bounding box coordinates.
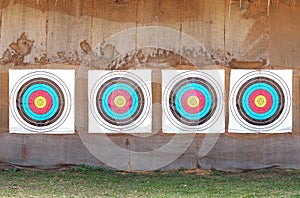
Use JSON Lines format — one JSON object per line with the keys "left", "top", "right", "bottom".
{"left": 88, "top": 70, "right": 152, "bottom": 133}
{"left": 228, "top": 70, "right": 292, "bottom": 133}
{"left": 9, "top": 69, "right": 75, "bottom": 134}
{"left": 162, "top": 70, "right": 225, "bottom": 133}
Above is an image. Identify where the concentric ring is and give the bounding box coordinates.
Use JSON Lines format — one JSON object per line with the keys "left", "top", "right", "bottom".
{"left": 170, "top": 78, "right": 217, "bottom": 126}
{"left": 163, "top": 70, "right": 224, "bottom": 131}
{"left": 10, "top": 71, "right": 72, "bottom": 132}
{"left": 237, "top": 78, "right": 283, "bottom": 125}
{"left": 229, "top": 70, "right": 291, "bottom": 132}
{"left": 16, "top": 78, "right": 65, "bottom": 126}
{"left": 29, "top": 90, "right": 52, "bottom": 114}
{"left": 96, "top": 78, "right": 144, "bottom": 125}
{"left": 181, "top": 90, "right": 205, "bottom": 114}
{"left": 248, "top": 90, "right": 272, "bottom": 113}
{"left": 90, "top": 71, "right": 151, "bottom": 131}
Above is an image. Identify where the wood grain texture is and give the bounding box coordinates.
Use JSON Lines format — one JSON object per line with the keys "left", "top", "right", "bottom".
{"left": 182, "top": 0, "right": 225, "bottom": 65}
{"left": 225, "top": 0, "right": 269, "bottom": 65}
{"left": 47, "top": 8, "right": 92, "bottom": 64}
{"left": 0, "top": 3, "right": 46, "bottom": 63}
{"left": 0, "top": 0, "right": 299, "bottom": 171}
{"left": 269, "top": 1, "right": 300, "bottom": 68}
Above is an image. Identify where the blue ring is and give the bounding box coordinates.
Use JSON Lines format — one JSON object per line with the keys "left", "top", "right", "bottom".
{"left": 101, "top": 83, "right": 138, "bottom": 120}
{"left": 242, "top": 83, "right": 279, "bottom": 120}
{"left": 22, "top": 84, "right": 59, "bottom": 121}
{"left": 174, "top": 83, "right": 212, "bottom": 121}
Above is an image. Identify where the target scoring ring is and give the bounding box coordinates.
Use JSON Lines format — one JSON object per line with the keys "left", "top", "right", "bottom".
{"left": 238, "top": 78, "right": 284, "bottom": 125}
{"left": 90, "top": 71, "right": 151, "bottom": 131}
{"left": 108, "top": 90, "right": 132, "bottom": 114}
{"left": 17, "top": 79, "right": 64, "bottom": 125}
{"left": 34, "top": 96, "right": 47, "bottom": 109}
{"left": 181, "top": 90, "right": 205, "bottom": 114}
{"left": 163, "top": 71, "right": 224, "bottom": 131}
{"left": 28, "top": 90, "right": 53, "bottom": 114}
{"left": 230, "top": 71, "right": 291, "bottom": 131}
{"left": 10, "top": 71, "right": 72, "bottom": 132}
{"left": 114, "top": 95, "right": 127, "bottom": 108}
{"left": 171, "top": 80, "right": 215, "bottom": 124}
{"left": 254, "top": 95, "right": 267, "bottom": 108}
{"left": 248, "top": 90, "right": 273, "bottom": 114}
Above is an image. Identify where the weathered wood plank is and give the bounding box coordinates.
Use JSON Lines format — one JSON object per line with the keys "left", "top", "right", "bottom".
{"left": 182, "top": 0, "right": 225, "bottom": 65}
{"left": 90, "top": 2, "right": 136, "bottom": 69}
{"left": 47, "top": 3, "right": 92, "bottom": 64}
{"left": 269, "top": 2, "right": 300, "bottom": 68}
{"left": 0, "top": 3, "right": 46, "bottom": 64}
{"left": 225, "top": 0, "right": 269, "bottom": 66}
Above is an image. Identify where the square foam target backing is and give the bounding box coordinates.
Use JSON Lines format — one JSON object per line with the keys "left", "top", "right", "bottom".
{"left": 88, "top": 70, "right": 152, "bottom": 133}
{"left": 162, "top": 70, "right": 225, "bottom": 133}
{"left": 9, "top": 69, "right": 75, "bottom": 134}
{"left": 228, "top": 70, "right": 292, "bottom": 133}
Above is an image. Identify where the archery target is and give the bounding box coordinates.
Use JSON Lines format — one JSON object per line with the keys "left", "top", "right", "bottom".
{"left": 229, "top": 70, "right": 292, "bottom": 133}
{"left": 162, "top": 70, "right": 225, "bottom": 133}
{"left": 88, "top": 70, "right": 152, "bottom": 133}
{"left": 9, "top": 69, "right": 74, "bottom": 134}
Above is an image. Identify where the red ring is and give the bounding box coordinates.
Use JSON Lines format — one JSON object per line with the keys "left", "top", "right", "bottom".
{"left": 28, "top": 90, "right": 53, "bottom": 114}
{"left": 248, "top": 89, "right": 273, "bottom": 114}
{"left": 181, "top": 90, "right": 205, "bottom": 114}
{"left": 108, "top": 90, "right": 132, "bottom": 114}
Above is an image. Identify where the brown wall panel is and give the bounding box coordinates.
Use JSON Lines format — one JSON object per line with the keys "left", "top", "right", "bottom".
{"left": 0, "top": 1, "right": 299, "bottom": 171}
{"left": 269, "top": 2, "right": 300, "bottom": 68}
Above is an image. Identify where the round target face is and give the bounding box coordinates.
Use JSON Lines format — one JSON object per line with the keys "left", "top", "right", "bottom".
{"left": 10, "top": 71, "right": 72, "bottom": 132}
{"left": 230, "top": 71, "right": 291, "bottom": 131}
{"left": 90, "top": 71, "right": 151, "bottom": 131}
{"left": 163, "top": 71, "right": 224, "bottom": 131}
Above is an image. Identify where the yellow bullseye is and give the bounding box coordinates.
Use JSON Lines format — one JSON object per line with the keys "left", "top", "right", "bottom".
{"left": 187, "top": 96, "right": 199, "bottom": 108}
{"left": 254, "top": 95, "right": 267, "bottom": 108}
{"left": 114, "top": 95, "right": 127, "bottom": 108}
{"left": 34, "top": 96, "right": 47, "bottom": 109}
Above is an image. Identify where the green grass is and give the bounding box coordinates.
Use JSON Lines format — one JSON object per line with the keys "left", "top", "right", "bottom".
{"left": 0, "top": 167, "right": 300, "bottom": 197}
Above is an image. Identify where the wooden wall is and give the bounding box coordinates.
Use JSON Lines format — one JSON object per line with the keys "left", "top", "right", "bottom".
{"left": 0, "top": 0, "right": 300, "bottom": 171}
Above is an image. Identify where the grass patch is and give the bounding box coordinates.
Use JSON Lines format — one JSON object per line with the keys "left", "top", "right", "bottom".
{"left": 0, "top": 167, "right": 300, "bottom": 197}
